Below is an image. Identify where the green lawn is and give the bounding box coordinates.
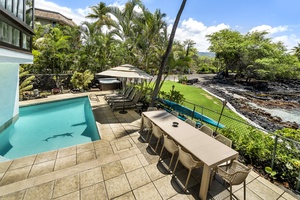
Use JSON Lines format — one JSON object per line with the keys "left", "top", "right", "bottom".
{"left": 159, "top": 81, "right": 249, "bottom": 131}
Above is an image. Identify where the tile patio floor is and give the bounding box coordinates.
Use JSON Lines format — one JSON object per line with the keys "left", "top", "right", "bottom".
{"left": 0, "top": 91, "right": 299, "bottom": 200}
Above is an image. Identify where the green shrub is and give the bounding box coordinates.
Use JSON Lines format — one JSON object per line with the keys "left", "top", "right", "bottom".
{"left": 159, "top": 89, "right": 185, "bottom": 104}
{"left": 273, "top": 128, "right": 300, "bottom": 188}
{"left": 178, "top": 75, "right": 188, "bottom": 83}
{"left": 71, "top": 70, "right": 93, "bottom": 90}
{"left": 221, "top": 127, "right": 300, "bottom": 189}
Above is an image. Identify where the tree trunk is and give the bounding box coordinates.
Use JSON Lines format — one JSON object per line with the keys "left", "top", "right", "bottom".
{"left": 150, "top": 0, "right": 187, "bottom": 106}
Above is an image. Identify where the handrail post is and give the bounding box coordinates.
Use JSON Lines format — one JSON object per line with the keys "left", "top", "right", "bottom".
{"left": 215, "top": 100, "right": 227, "bottom": 133}
{"left": 296, "top": 171, "right": 300, "bottom": 193}
{"left": 201, "top": 106, "right": 203, "bottom": 123}
{"left": 192, "top": 105, "right": 195, "bottom": 120}
{"left": 271, "top": 135, "right": 279, "bottom": 170}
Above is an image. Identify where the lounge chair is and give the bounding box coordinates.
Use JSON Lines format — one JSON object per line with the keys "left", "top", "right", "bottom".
{"left": 110, "top": 91, "right": 142, "bottom": 111}
{"left": 107, "top": 88, "right": 136, "bottom": 104}
{"left": 104, "top": 86, "right": 133, "bottom": 101}
{"left": 106, "top": 87, "right": 135, "bottom": 103}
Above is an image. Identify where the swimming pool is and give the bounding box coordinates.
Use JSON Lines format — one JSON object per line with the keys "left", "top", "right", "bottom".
{"left": 0, "top": 97, "right": 100, "bottom": 160}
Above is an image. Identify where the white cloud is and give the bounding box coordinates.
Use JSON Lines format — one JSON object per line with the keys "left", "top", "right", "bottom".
{"left": 109, "top": 2, "right": 125, "bottom": 10}
{"left": 35, "top": 0, "right": 89, "bottom": 25}
{"left": 76, "top": 7, "right": 91, "bottom": 19}
{"left": 273, "top": 34, "right": 300, "bottom": 51}
{"left": 249, "top": 25, "right": 288, "bottom": 35}
{"left": 249, "top": 25, "right": 300, "bottom": 51}
{"left": 168, "top": 18, "right": 230, "bottom": 52}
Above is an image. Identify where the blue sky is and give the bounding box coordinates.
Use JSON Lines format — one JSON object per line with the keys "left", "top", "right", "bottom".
{"left": 35, "top": 0, "right": 300, "bottom": 52}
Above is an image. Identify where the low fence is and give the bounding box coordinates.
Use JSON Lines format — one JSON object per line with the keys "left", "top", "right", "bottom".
{"left": 162, "top": 99, "right": 300, "bottom": 193}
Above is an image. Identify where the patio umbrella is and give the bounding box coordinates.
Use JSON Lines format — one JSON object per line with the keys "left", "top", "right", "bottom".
{"left": 96, "top": 64, "right": 153, "bottom": 80}
{"left": 96, "top": 64, "right": 153, "bottom": 113}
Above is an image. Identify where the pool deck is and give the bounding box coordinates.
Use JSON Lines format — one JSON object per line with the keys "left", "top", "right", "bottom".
{"left": 0, "top": 91, "right": 299, "bottom": 200}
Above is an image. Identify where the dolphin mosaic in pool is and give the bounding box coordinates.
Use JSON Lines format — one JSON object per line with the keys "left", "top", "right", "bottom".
{"left": 43, "top": 132, "right": 74, "bottom": 142}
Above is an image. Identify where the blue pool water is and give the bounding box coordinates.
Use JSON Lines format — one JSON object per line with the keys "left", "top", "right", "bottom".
{"left": 0, "top": 97, "right": 100, "bottom": 160}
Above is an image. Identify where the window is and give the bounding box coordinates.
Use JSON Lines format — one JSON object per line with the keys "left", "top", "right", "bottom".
{"left": 13, "top": 0, "right": 18, "bottom": 16}
{"left": 0, "top": 22, "right": 20, "bottom": 47}
{"left": 0, "top": 21, "right": 6, "bottom": 42}
{"left": 12, "top": 28, "right": 20, "bottom": 46}
{"left": 17, "top": 0, "right": 23, "bottom": 20}
{"left": 22, "top": 33, "right": 30, "bottom": 50}
{"left": 25, "top": 0, "right": 33, "bottom": 27}
{"left": 6, "top": 0, "right": 12, "bottom": 12}
{"left": 7, "top": 24, "right": 12, "bottom": 44}
{"left": 0, "top": 0, "right": 34, "bottom": 52}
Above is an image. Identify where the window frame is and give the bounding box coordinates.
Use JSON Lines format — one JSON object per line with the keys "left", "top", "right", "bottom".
{"left": 0, "top": 0, "right": 34, "bottom": 53}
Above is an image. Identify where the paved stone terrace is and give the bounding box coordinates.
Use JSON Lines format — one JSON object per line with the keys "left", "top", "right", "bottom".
{"left": 0, "top": 91, "right": 299, "bottom": 200}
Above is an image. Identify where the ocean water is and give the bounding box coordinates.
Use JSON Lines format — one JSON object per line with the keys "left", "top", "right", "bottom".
{"left": 249, "top": 102, "right": 300, "bottom": 125}
{"left": 0, "top": 97, "right": 100, "bottom": 160}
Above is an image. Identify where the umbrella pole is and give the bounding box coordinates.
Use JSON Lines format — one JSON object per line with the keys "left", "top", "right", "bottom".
{"left": 119, "top": 97, "right": 127, "bottom": 114}
{"left": 119, "top": 79, "right": 128, "bottom": 114}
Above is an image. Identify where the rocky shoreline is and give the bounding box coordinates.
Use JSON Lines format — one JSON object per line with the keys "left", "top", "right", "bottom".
{"left": 195, "top": 76, "right": 300, "bottom": 132}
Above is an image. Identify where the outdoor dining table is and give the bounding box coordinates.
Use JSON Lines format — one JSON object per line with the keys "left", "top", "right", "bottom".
{"left": 140, "top": 110, "right": 239, "bottom": 200}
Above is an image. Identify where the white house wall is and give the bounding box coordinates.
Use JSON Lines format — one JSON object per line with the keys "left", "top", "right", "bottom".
{"left": 0, "top": 63, "right": 19, "bottom": 128}
{"left": 0, "top": 48, "right": 33, "bottom": 132}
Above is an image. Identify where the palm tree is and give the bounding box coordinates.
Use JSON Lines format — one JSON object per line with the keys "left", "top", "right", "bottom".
{"left": 107, "top": 0, "right": 145, "bottom": 65}
{"left": 183, "top": 39, "right": 196, "bottom": 57}
{"left": 292, "top": 43, "right": 300, "bottom": 61}
{"left": 150, "top": 0, "right": 187, "bottom": 106}
{"left": 86, "top": 2, "right": 114, "bottom": 29}
{"left": 135, "top": 9, "right": 167, "bottom": 71}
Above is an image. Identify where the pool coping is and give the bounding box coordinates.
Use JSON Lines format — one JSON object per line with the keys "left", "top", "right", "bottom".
{"left": 19, "top": 92, "right": 91, "bottom": 107}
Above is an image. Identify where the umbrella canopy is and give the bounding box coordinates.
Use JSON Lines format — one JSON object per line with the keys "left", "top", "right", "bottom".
{"left": 96, "top": 64, "right": 153, "bottom": 80}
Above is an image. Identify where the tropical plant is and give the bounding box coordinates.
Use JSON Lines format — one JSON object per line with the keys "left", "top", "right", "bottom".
{"left": 86, "top": 2, "right": 114, "bottom": 29}
{"left": 265, "top": 166, "right": 277, "bottom": 180}
{"left": 19, "top": 66, "right": 35, "bottom": 98}
{"left": 70, "top": 70, "right": 94, "bottom": 90}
